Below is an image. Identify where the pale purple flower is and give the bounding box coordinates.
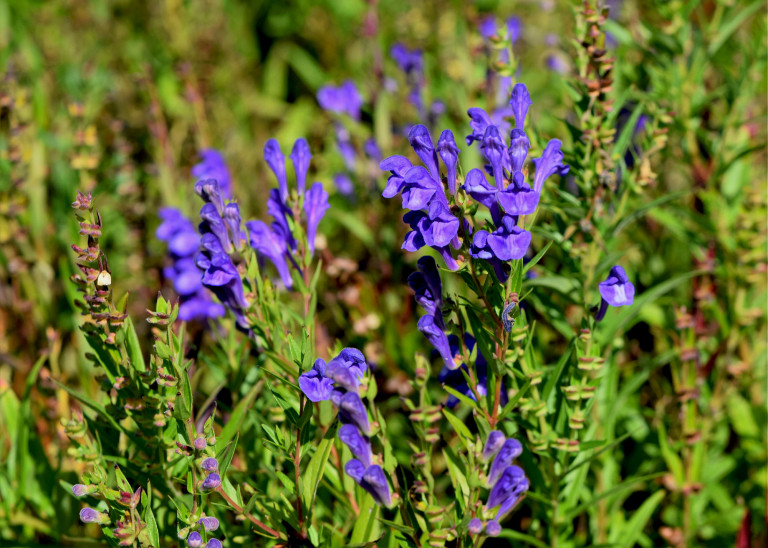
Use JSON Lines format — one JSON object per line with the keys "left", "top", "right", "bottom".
{"left": 304, "top": 182, "right": 329, "bottom": 255}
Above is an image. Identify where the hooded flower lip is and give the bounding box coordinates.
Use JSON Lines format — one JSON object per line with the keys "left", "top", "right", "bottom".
{"left": 290, "top": 138, "right": 312, "bottom": 195}
{"left": 471, "top": 216, "right": 531, "bottom": 263}
{"left": 598, "top": 265, "right": 635, "bottom": 306}
{"left": 486, "top": 464, "right": 526, "bottom": 510}
{"left": 401, "top": 165, "right": 443, "bottom": 210}
{"left": 338, "top": 424, "right": 373, "bottom": 467}
{"left": 480, "top": 125, "right": 509, "bottom": 188}
{"left": 497, "top": 171, "right": 540, "bottom": 215}
{"left": 436, "top": 130, "right": 460, "bottom": 195}
{"left": 408, "top": 124, "right": 440, "bottom": 181}
{"left": 483, "top": 431, "right": 507, "bottom": 461}
{"left": 361, "top": 465, "right": 393, "bottom": 507}
{"left": 345, "top": 459, "right": 366, "bottom": 482}
{"left": 304, "top": 182, "right": 329, "bottom": 255}
{"left": 466, "top": 108, "right": 494, "bottom": 145}
{"left": 509, "top": 83, "right": 533, "bottom": 130}
{"left": 298, "top": 358, "right": 335, "bottom": 402}
{"left": 508, "top": 128, "right": 530, "bottom": 174}
{"left": 532, "top": 139, "right": 570, "bottom": 194}
{"left": 339, "top": 392, "right": 371, "bottom": 435}
{"left": 264, "top": 139, "right": 289, "bottom": 203}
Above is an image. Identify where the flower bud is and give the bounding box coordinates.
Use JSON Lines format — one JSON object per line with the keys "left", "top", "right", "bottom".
{"left": 198, "top": 516, "right": 220, "bottom": 532}
{"left": 206, "top": 539, "right": 223, "bottom": 548}
{"left": 187, "top": 531, "right": 203, "bottom": 548}
{"left": 468, "top": 518, "right": 484, "bottom": 535}
{"left": 486, "top": 520, "right": 502, "bottom": 536}
{"left": 201, "top": 457, "right": 219, "bottom": 472}
{"left": 79, "top": 507, "right": 109, "bottom": 524}
{"left": 201, "top": 473, "right": 221, "bottom": 490}
{"left": 72, "top": 484, "right": 96, "bottom": 497}
{"left": 194, "top": 437, "right": 207, "bottom": 451}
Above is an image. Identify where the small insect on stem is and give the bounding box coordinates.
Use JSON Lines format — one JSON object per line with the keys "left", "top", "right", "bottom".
{"left": 502, "top": 301, "right": 516, "bottom": 333}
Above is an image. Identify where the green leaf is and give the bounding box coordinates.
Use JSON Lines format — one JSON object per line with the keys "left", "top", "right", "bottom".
{"left": 523, "top": 240, "right": 554, "bottom": 275}
{"left": 216, "top": 381, "right": 260, "bottom": 452}
{"left": 52, "top": 380, "right": 125, "bottom": 433}
{"left": 349, "top": 490, "right": 380, "bottom": 544}
{"left": 217, "top": 434, "right": 239, "bottom": 479}
{"left": 302, "top": 425, "right": 336, "bottom": 515}
{"left": 656, "top": 421, "right": 684, "bottom": 487}
{"left": 143, "top": 505, "right": 160, "bottom": 547}
{"left": 610, "top": 490, "right": 665, "bottom": 547}
{"left": 123, "top": 316, "right": 146, "bottom": 372}
{"left": 442, "top": 408, "right": 474, "bottom": 446}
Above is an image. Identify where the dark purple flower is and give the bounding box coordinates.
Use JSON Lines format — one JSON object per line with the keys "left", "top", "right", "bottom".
{"left": 418, "top": 314, "right": 457, "bottom": 370}
{"left": 437, "top": 130, "right": 460, "bottom": 195}
{"left": 79, "top": 507, "right": 107, "bottom": 524}
{"left": 201, "top": 457, "right": 219, "bottom": 472}
{"left": 361, "top": 465, "right": 393, "bottom": 507}
{"left": 596, "top": 265, "right": 635, "bottom": 321}
{"left": 200, "top": 203, "right": 231, "bottom": 252}
{"left": 192, "top": 149, "right": 232, "bottom": 200}
{"left": 401, "top": 166, "right": 442, "bottom": 210}
{"left": 488, "top": 439, "right": 523, "bottom": 486}
{"left": 339, "top": 392, "right": 371, "bottom": 436}
{"left": 264, "top": 139, "right": 289, "bottom": 203}
{"left": 532, "top": 139, "right": 569, "bottom": 194}
{"left": 468, "top": 518, "right": 484, "bottom": 535}
{"left": 290, "top": 138, "right": 312, "bottom": 196}
{"left": 424, "top": 201, "right": 459, "bottom": 248}
{"left": 338, "top": 424, "right": 373, "bottom": 467}
{"left": 325, "top": 348, "right": 367, "bottom": 390}
{"left": 198, "top": 251, "right": 248, "bottom": 329}
{"left": 298, "top": 359, "right": 334, "bottom": 402}
{"left": 483, "top": 431, "right": 507, "bottom": 461}
{"left": 464, "top": 168, "right": 498, "bottom": 209}
{"left": 497, "top": 171, "right": 539, "bottom": 215}
{"left": 198, "top": 516, "right": 219, "bottom": 532}
{"left": 471, "top": 216, "right": 531, "bottom": 263}
{"left": 187, "top": 531, "right": 203, "bottom": 548}
{"left": 408, "top": 255, "right": 443, "bottom": 319}
{"left": 223, "top": 203, "right": 244, "bottom": 251}
{"left": 246, "top": 220, "right": 293, "bottom": 288}
{"left": 509, "top": 84, "right": 532, "bottom": 130}
{"left": 486, "top": 465, "right": 526, "bottom": 509}
{"left": 201, "top": 473, "right": 221, "bottom": 490}
{"left": 304, "top": 182, "right": 329, "bottom": 255}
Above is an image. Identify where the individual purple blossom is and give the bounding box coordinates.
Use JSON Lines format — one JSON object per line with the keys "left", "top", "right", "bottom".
{"left": 345, "top": 459, "right": 366, "bottom": 482}
{"left": 194, "top": 437, "right": 207, "bottom": 450}
{"left": 201, "top": 473, "right": 221, "bottom": 490}
{"left": 417, "top": 314, "right": 456, "bottom": 370}
{"left": 198, "top": 516, "right": 220, "bottom": 532}
{"left": 194, "top": 178, "right": 226, "bottom": 214}
{"left": 264, "top": 139, "right": 289, "bottom": 203}
{"left": 289, "top": 138, "right": 312, "bottom": 195}
{"left": 199, "top": 251, "right": 248, "bottom": 329}
{"left": 206, "top": 540, "right": 223, "bottom": 548}
{"left": 338, "top": 424, "right": 373, "bottom": 467}
{"left": 481, "top": 125, "right": 509, "bottom": 188}
{"left": 339, "top": 392, "right": 371, "bottom": 436}
{"left": 595, "top": 265, "right": 635, "bottom": 321}
{"left": 485, "top": 520, "right": 502, "bottom": 536}
{"left": 304, "top": 182, "right": 330, "bottom": 255}
{"left": 508, "top": 129, "right": 530, "bottom": 174}
{"left": 483, "top": 431, "right": 507, "bottom": 461}
{"left": 192, "top": 149, "right": 232, "bottom": 200}
{"left": 487, "top": 465, "right": 526, "bottom": 509}
{"left": 381, "top": 155, "right": 413, "bottom": 199}
{"left": 317, "top": 80, "right": 363, "bottom": 120}
{"left": 325, "top": 348, "right": 368, "bottom": 391}
{"left": 200, "top": 203, "right": 232, "bottom": 252}
{"left": 466, "top": 108, "right": 494, "bottom": 146}
{"left": 532, "top": 139, "right": 570, "bottom": 194}
{"left": 468, "top": 517, "right": 484, "bottom": 535}
{"left": 400, "top": 166, "right": 442, "bottom": 210}
{"left": 408, "top": 255, "right": 443, "bottom": 320}
{"left": 246, "top": 220, "right": 293, "bottom": 288}
{"left": 187, "top": 531, "right": 203, "bottom": 548}
{"left": 298, "top": 359, "right": 335, "bottom": 402}
{"left": 437, "top": 130, "right": 460, "bottom": 195}
{"left": 223, "top": 203, "right": 244, "bottom": 251}
{"left": 361, "top": 465, "right": 393, "bottom": 507}
{"left": 79, "top": 507, "right": 108, "bottom": 524}
{"left": 488, "top": 439, "right": 523, "bottom": 486}
{"left": 201, "top": 458, "right": 219, "bottom": 472}
{"left": 72, "top": 484, "right": 94, "bottom": 497}
{"left": 408, "top": 125, "right": 440, "bottom": 181}
{"left": 509, "top": 83, "right": 532, "bottom": 130}
{"left": 470, "top": 215, "right": 532, "bottom": 278}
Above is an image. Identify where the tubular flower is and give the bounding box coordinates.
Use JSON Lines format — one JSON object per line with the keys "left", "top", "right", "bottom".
{"left": 595, "top": 265, "right": 635, "bottom": 321}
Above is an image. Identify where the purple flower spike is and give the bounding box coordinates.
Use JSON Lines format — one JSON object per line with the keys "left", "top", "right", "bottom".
{"left": 345, "top": 459, "right": 366, "bottom": 482}
{"left": 488, "top": 439, "right": 524, "bottom": 486}
{"left": 497, "top": 172, "right": 540, "bottom": 215}
{"left": 338, "top": 424, "right": 373, "bottom": 467}
{"left": 408, "top": 125, "right": 440, "bottom": 181}
{"left": 298, "top": 359, "right": 334, "bottom": 402}
{"left": 80, "top": 507, "right": 108, "bottom": 524}
{"left": 417, "top": 314, "right": 457, "bottom": 370}
{"left": 481, "top": 125, "right": 508, "bottom": 188}
{"left": 206, "top": 540, "right": 223, "bottom": 548}
{"left": 290, "top": 138, "right": 312, "bottom": 196}
{"left": 246, "top": 220, "right": 293, "bottom": 288}
{"left": 201, "top": 457, "right": 219, "bottom": 472}
{"left": 187, "top": 532, "right": 203, "bottom": 548}
{"left": 598, "top": 265, "right": 635, "bottom": 307}
{"left": 437, "top": 130, "right": 460, "bottom": 195}
{"left": 486, "top": 520, "right": 502, "bottom": 536}
{"left": 193, "top": 150, "right": 232, "bottom": 200}
{"left": 468, "top": 518, "right": 484, "bottom": 535}
{"left": 201, "top": 473, "right": 221, "bottom": 490}
{"left": 339, "top": 392, "right": 371, "bottom": 435}
{"left": 198, "top": 516, "right": 219, "bottom": 532}
{"left": 264, "top": 139, "right": 289, "bottom": 203}
{"left": 508, "top": 129, "right": 530, "bottom": 174}
{"left": 304, "top": 182, "right": 330, "bottom": 255}
{"left": 510, "top": 84, "right": 533, "bottom": 130}
{"left": 532, "top": 139, "right": 569, "bottom": 194}
{"left": 487, "top": 465, "right": 526, "bottom": 509}
{"left": 362, "top": 465, "right": 393, "bottom": 507}
{"left": 483, "top": 431, "right": 507, "bottom": 461}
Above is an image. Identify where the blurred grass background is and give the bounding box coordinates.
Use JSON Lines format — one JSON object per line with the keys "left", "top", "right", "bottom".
{"left": 0, "top": 0, "right": 766, "bottom": 545}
